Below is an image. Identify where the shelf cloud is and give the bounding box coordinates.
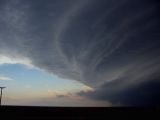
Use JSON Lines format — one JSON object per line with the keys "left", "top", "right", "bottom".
{"left": 0, "top": 0, "right": 160, "bottom": 105}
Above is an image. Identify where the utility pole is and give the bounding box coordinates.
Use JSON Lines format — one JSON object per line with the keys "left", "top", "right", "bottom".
{"left": 0, "top": 87, "right": 6, "bottom": 106}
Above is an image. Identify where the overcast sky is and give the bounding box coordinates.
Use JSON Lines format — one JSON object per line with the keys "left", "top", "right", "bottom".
{"left": 0, "top": 0, "right": 160, "bottom": 106}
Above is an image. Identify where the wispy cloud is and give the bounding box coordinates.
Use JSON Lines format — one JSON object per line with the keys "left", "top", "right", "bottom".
{"left": 0, "top": 75, "right": 13, "bottom": 81}
{"left": 0, "top": 55, "right": 34, "bottom": 69}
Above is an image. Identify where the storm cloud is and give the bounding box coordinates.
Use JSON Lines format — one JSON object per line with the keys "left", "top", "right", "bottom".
{"left": 0, "top": 0, "right": 160, "bottom": 106}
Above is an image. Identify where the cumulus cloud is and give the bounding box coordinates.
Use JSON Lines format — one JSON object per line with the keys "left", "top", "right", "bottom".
{"left": 0, "top": 0, "right": 160, "bottom": 105}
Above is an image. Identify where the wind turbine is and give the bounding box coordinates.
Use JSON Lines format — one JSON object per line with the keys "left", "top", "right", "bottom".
{"left": 0, "top": 87, "right": 6, "bottom": 106}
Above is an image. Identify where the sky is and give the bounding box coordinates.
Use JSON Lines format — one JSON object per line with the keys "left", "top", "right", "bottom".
{"left": 0, "top": 0, "right": 160, "bottom": 106}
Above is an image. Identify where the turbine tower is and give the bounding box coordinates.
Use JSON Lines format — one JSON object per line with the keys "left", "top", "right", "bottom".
{"left": 0, "top": 87, "right": 6, "bottom": 106}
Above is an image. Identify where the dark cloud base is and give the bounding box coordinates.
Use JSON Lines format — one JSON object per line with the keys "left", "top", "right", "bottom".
{"left": 79, "top": 78, "right": 160, "bottom": 106}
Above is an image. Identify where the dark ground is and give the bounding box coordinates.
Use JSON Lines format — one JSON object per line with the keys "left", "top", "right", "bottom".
{"left": 0, "top": 106, "right": 159, "bottom": 119}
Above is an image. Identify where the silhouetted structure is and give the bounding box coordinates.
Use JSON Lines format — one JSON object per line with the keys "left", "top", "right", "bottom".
{"left": 0, "top": 87, "right": 6, "bottom": 106}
